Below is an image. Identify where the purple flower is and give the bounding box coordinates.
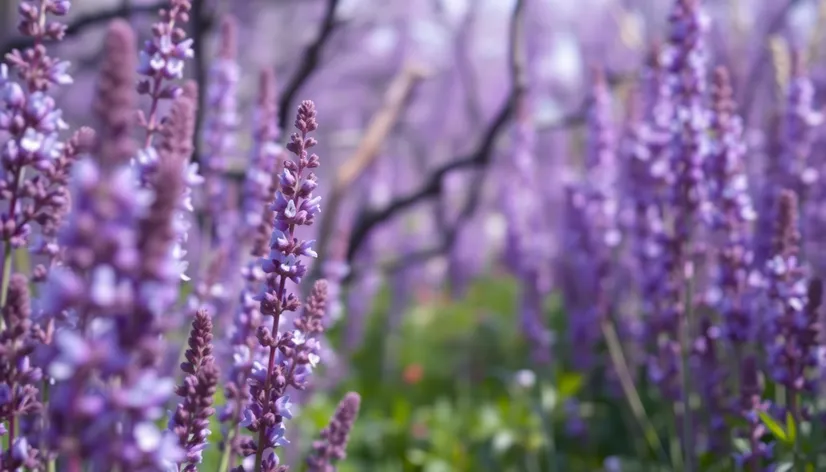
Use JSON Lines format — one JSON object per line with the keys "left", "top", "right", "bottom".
{"left": 202, "top": 15, "right": 241, "bottom": 246}
{"left": 168, "top": 310, "right": 219, "bottom": 469}
{"left": 562, "top": 68, "right": 620, "bottom": 372}
{"left": 706, "top": 67, "right": 756, "bottom": 346}
{"left": 500, "top": 97, "right": 553, "bottom": 364}
{"left": 0, "top": 0, "right": 79, "bottom": 283}
{"left": 43, "top": 21, "right": 186, "bottom": 469}
{"left": 306, "top": 392, "right": 361, "bottom": 472}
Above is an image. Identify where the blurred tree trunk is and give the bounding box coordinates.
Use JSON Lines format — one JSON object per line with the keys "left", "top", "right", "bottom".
{"left": 0, "top": 1, "right": 14, "bottom": 43}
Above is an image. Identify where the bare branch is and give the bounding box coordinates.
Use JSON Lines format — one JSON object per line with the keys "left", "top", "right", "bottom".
{"left": 277, "top": 0, "right": 342, "bottom": 131}
{"left": 345, "top": 0, "right": 524, "bottom": 264}
{"left": 1, "top": 1, "right": 177, "bottom": 57}
{"left": 313, "top": 63, "right": 429, "bottom": 271}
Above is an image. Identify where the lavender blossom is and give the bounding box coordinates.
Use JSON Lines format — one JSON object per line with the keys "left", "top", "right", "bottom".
{"left": 706, "top": 67, "right": 756, "bottom": 346}
{"left": 306, "top": 392, "right": 361, "bottom": 472}
{"left": 133, "top": 1, "right": 200, "bottom": 283}
{"left": 664, "top": 0, "right": 710, "bottom": 267}
{"left": 562, "top": 68, "right": 619, "bottom": 372}
{"left": 169, "top": 309, "right": 219, "bottom": 470}
{"left": 243, "top": 101, "right": 324, "bottom": 471}
{"left": 43, "top": 21, "right": 185, "bottom": 469}
{"left": 629, "top": 45, "right": 674, "bottom": 361}
{"left": 0, "top": 0, "right": 75, "bottom": 303}
{"left": 136, "top": 0, "right": 194, "bottom": 146}
{"left": 779, "top": 49, "right": 822, "bottom": 207}
{"left": 241, "top": 69, "right": 282, "bottom": 249}
{"left": 0, "top": 274, "right": 43, "bottom": 469}
{"left": 501, "top": 97, "right": 552, "bottom": 364}
{"left": 218, "top": 71, "right": 286, "bottom": 470}
{"left": 764, "top": 190, "right": 818, "bottom": 421}
{"left": 202, "top": 15, "right": 240, "bottom": 246}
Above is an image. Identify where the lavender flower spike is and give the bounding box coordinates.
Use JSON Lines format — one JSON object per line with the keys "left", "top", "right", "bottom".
{"left": 765, "top": 190, "right": 819, "bottom": 421}
{"left": 169, "top": 309, "right": 219, "bottom": 470}
{"left": 244, "top": 101, "right": 324, "bottom": 471}
{"left": 0, "top": 0, "right": 75, "bottom": 303}
{"left": 217, "top": 69, "right": 284, "bottom": 471}
{"left": 707, "top": 67, "right": 756, "bottom": 346}
{"left": 0, "top": 274, "right": 43, "bottom": 469}
{"left": 136, "top": 0, "right": 194, "bottom": 145}
{"left": 306, "top": 392, "right": 361, "bottom": 472}
{"left": 202, "top": 14, "right": 241, "bottom": 245}
{"left": 45, "top": 20, "right": 184, "bottom": 470}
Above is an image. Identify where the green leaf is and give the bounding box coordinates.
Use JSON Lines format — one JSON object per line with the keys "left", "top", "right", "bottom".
{"left": 759, "top": 412, "right": 788, "bottom": 442}
{"left": 557, "top": 372, "right": 584, "bottom": 398}
{"left": 786, "top": 411, "right": 797, "bottom": 443}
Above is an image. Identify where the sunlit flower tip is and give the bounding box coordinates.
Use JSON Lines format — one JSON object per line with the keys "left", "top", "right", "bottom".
{"left": 299, "top": 240, "right": 318, "bottom": 258}
{"left": 284, "top": 200, "right": 297, "bottom": 218}
{"left": 275, "top": 396, "right": 293, "bottom": 419}
{"left": 240, "top": 408, "right": 255, "bottom": 428}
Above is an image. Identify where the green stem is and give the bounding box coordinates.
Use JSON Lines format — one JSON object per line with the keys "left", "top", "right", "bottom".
{"left": 601, "top": 318, "right": 668, "bottom": 462}
{"left": 216, "top": 429, "right": 235, "bottom": 472}
{"left": 0, "top": 242, "right": 12, "bottom": 329}
{"left": 680, "top": 275, "right": 695, "bottom": 471}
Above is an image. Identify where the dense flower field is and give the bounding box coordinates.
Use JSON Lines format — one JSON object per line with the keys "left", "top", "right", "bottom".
{"left": 0, "top": 0, "right": 823, "bottom": 470}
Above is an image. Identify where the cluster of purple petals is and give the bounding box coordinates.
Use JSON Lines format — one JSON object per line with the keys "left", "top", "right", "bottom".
{"left": 306, "top": 392, "right": 361, "bottom": 472}
{"left": 500, "top": 98, "right": 552, "bottom": 363}
{"left": 133, "top": 0, "right": 201, "bottom": 283}
{"left": 237, "top": 101, "right": 326, "bottom": 471}
{"left": 42, "top": 19, "right": 188, "bottom": 469}
{"left": 764, "top": 192, "right": 819, "bottom": 412}
{"left": 562, "top": 69, "right": 620, "bottom": 373}
{"left": 202, "top": 15, "right": 241, "bottom": 246}
{"left": 168, "top": 309, "right": 219, "bottom": 470}
{"left": 0, "top": 0, "right": 363, "bottom": 470}
{"left": 0, "top": 0, "right": 80, "bottom": 283}
{"left": 705, "top": 67, "right": 757, "bottom": 346}
{"left": 219, "top": 68, "right": 283, "bottom": 469}
{"left": 625, "top": 46, "right": 674, "bottom": 373}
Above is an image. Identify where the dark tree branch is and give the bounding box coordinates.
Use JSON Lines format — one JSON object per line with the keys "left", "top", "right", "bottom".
{"left": 276, "top": 0, "right": 342, "bottom": 131}
{"left": 344, "top": 0, "right": 529, "bottom": 265}
{"left": 190, "top": 0, "right": 212, "bottom": 165}
{"left": 1, "top": 1, "right": 177, "bottom": 56}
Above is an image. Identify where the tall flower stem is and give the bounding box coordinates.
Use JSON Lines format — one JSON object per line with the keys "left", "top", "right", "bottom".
{"left": 253, "top": 275, "right": 288, "bottom": 471}
{"left": 0, "top": 167, "right": 26, "bottom": 322}
{"left": 601, "top": 318, "right": 667, "bottom": 462}
{"left": 680, "top": 274, "right": 695, "bottom": 471}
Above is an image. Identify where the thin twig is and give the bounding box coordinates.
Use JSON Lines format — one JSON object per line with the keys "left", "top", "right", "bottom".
{"left": 311, "top": 63, "right": 429, "bottom": 278}
{"left": 276, "top": 0, "right": 342, "bottom": 132}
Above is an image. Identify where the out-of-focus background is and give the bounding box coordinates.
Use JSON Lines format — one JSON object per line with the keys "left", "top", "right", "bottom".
{"left": 6, "top": 0, "right": 825, "bottom": 470}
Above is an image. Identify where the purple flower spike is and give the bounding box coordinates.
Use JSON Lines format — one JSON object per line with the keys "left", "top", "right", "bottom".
{"left": 0, "top": 0, "right": 80, "bottom": 282}
{"left": 706, "top": 67, "right": 755, "bottom": 346}
{"left": 562, "top": 68, "right": 620, "bottom": 372}
{"left": 764, "top": 191, "right": 820, "bottom": 420}
{"left": 44, "top": 21, "right": 186, "bottom": 470}
{"left": 136, "top": 0, "right": 194, "bottom": 146}
{"left": 202, "top": 14, "right": 241, "bottom": 245}
{"left": 306, "top": 392, "right": 361, "bottom": 472}
{"left": 169, "top": 310, "right": 219, "bottom": 470}
{"left": 0, "top": 274, "right": 43, "bottom": 466}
